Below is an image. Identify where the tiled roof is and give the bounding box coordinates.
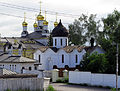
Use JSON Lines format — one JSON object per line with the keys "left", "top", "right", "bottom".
{"left": 37, "top": 46, "right": 85, "bottom": 53}
{"left": 0, "top": 53, "right": 36, "bottom": 63}
{"left": 0, "top": 68, "right": 17, "bottom": 75}
{"left": 84, "top": 45, "right": 105, "bottom": 53}
{"left": 62, "top": 46, "right": 85, "bottom": 53}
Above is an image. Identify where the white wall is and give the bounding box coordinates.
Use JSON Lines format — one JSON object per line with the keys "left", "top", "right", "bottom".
{"left": 34, "top": 48, "right": 86, "bottom": 70}
{"left": 69, "top": 71, "right": 120, "bottom": 88}
{"left": 0, "top": 63, "right": 35, "bottom": 74}
{"left": 23, "top": 69, "right": 43, "bottom": 78}
{"left": 53, "top": 37, "right": 68, "bottom": 48}
{"left": 0, "top": 78, "right": 50, "bottom": 91}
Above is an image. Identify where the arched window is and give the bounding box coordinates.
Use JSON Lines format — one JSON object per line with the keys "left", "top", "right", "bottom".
{"left": 15, "top": 65, "right": 16, "bottom": 70}
{"left": 66, "top": 39, "right": 67, "bottom": 46}
{"left": 39, "top": 55, "right": 41, "bottom": 63}
{"left": 61, "top": 39, "right": 62, "bottom": 46}
{"left": 65, "top": 65, "right": 69, "bottom": 69}
{"left": 21, "top": 67, "right": 25, "bottom": 73}
{"left": 76, "top": 55, "right": 78, "bottom": 63}
{"left": 22, "top": 67, "right": 25, "bottom": 70}
{"left": 62, "top": 54, "right": 64, "bottom": 63}
{"left": 10, "top": 65, "right": 11, "bottom": 70}
{"left": 34, "top": 66, "right": 37, "bottom": 70}
{"left": 29, "top": 67, "right": 32, "bottom": 71}
{"left": 55, "top": 39, "right": 57, "bottom": 46}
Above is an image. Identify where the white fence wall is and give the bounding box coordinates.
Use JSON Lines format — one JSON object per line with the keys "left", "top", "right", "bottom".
{"left": 69, "top": 71, "right": 120, "bottom": 88}
{"left": 23, "top": 69, "right": 43, "bottom": 78}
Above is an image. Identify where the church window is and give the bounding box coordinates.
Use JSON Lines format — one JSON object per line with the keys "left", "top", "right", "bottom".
{"left": 62, "top": 54, "right": 64, "bottom": 63}
{"left": 34, "top": 66, "right": 37, "bottom": 70}
{"left": 76, "top": 55, "right": 78, "bottom": 63}
{"left": 29, "top": 67, "right": 32, "bottom": 71}
{"left": 15, "top": 65, "right": 16, "bottom": 70}
{"left": 39, "top": 55, "right": 41, "bottom": 63}
{"left": 61, "top": 39, "right": 62, "bottom": 46}
{"left": 66, "top": 39, "right": 67, "bottom": 46}
{"left": 10, "top": 65, "right": 11, "bottom": 70}
{"left": 55, "top": 39, "right": 57, "bottom": 46}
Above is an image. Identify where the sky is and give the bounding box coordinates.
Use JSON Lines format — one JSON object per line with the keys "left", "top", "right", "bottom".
{"left": 0, "top": 0, "right": 120, "bottom": 37}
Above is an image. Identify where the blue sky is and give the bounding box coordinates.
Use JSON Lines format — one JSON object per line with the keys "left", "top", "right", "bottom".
{"left": 0, "top": 0, "right": 120, "bottom": 37}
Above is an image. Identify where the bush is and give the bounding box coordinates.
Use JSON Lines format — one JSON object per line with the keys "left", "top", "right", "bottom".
{"left": 111, "top": 88, "right": 120, "bottom": 91}
{"left": 6, "top": 89, "right": 11, "bottom": 91}
{"left": 63, "top": 77, "right": 69, "bottom": 83}
{"left": 46, "top": 85, "right": 55, "bottom": 91}
{"left": 56, "top": 79, "right": 64, "bottom": 83}
{"left": 56, "top": 78, "right": 69, "bottom": 83}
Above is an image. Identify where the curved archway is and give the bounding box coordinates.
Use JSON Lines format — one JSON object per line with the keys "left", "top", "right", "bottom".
{"left": 65, "top": 65, "right": 69, "bottom": 69}
{"left": 53, "top": 65, "right": 57, "bottom": 69}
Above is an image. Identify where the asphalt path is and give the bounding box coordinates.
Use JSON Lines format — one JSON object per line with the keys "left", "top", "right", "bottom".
{"left": 51, "top": 83, "right": 111, "bottom": 91}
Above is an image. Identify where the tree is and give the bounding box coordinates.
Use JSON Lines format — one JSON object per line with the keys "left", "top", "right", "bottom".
{"left": 48, "top": 33, "right": 53, "bottom": 46}
{"left": 68, "top": 14, "right": 101, "bottom": 45}
{"left": 102, "top": 10, "right": 120, "bottom": 43}
{"left": 101, "top": 10, "right": 120, "bottom": 74}
{"left": 80, "top": 52, "right": 109, "bottom": 73}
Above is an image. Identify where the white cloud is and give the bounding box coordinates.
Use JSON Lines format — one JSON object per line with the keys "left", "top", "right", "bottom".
{"left": 0, "top": 0, "right": 120, "bottom": 37}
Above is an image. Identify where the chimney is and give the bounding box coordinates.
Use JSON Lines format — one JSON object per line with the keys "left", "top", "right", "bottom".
{"left": 90, "top": 37, "right": 94, "bottom": 47}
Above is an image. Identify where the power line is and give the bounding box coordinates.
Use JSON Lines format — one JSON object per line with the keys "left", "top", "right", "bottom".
{"left": 0, "top": 12, "right": 70, "bottom": 25}
{"left": 0, "top": 1, "right": 80, "bottom": 18}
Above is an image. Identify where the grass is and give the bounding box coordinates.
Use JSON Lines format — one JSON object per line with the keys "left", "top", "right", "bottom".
{"left": 46, "top": 85, "right": 55, "bottom": 91}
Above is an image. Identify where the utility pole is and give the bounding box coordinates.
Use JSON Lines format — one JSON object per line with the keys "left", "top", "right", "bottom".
{"left": 116, "top": 42, "right": 119, "bottom": 91}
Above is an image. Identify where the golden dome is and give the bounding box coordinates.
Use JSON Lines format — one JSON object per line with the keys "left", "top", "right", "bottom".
{"left": 37, "top": 14, "right": 44, "bottom": 21}
{"left": 54, "top": 21, "right": 58, "bottom": 27}
{"left": 33, "top": 22, "right": 38, "bottom": 27}
{"left": 22, "top": 21, "right": 28, "bottom": 26}
{"left": 43, "top": 20, "right": 48, "bottom": 25}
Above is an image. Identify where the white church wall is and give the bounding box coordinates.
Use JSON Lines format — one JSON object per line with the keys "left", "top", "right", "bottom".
{"left": 34, "top": 47, "right": 86, "bottom": 71}
{"left": 57, "top": 49, "right": 69, "bottom": 68}
{"left": 69, "top": 49, "right": 86, "bottom": 68}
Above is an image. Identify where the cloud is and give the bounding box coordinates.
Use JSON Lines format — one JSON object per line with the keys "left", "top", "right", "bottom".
{"left": 0, "top": 0, "right": 120, "bottom": 37}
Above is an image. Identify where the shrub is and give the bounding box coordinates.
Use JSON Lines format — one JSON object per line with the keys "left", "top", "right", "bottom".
{"left": 63, "top": 77, "right": 69, "bottom": 83}
{"left": 6, "top": 89, "right": 11, "bottom": 91}
{"left": 46, "top": 85, "right": 55, "bottom": 91}
{"left": 56, "top": 78, "right": 69, "bottom": 83}
{"left": 56, "top": 79, "right": 64, "bottom": 83}
{"left": 111, "top": 88, "right": 120, "bottom": 91}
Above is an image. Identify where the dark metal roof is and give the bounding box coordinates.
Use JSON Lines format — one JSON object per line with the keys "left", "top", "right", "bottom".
{"left": 52, "top": 20, "right": 69, "bottom": 37}
{"left": 27, "top": 31, "right": 43, "bottom": 39}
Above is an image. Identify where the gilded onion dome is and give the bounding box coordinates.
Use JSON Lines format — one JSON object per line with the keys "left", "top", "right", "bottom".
{"left": 22, "top": 12, "right": 28, "bottom": 26}
{"left": 54, "top": 21, "right": 58, "bottom": 27}
{"left": 37, "top": 14, "right": 44, "bottom": 21}
{"left": 33, "top": 22, "right": 38, "bottom": 27}
{"left": 43, "top": 20, "right": 48, "bottom": 25}
{"left": 54, "top": 12, "right": 58, "bottom": 27}
{"left": 22, "top": 21, "right": 28, "bottom": 26}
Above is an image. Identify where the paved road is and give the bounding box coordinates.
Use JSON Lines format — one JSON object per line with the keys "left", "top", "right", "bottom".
{"left": 51, "top": 83, "right": 110, "bottom": 91}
